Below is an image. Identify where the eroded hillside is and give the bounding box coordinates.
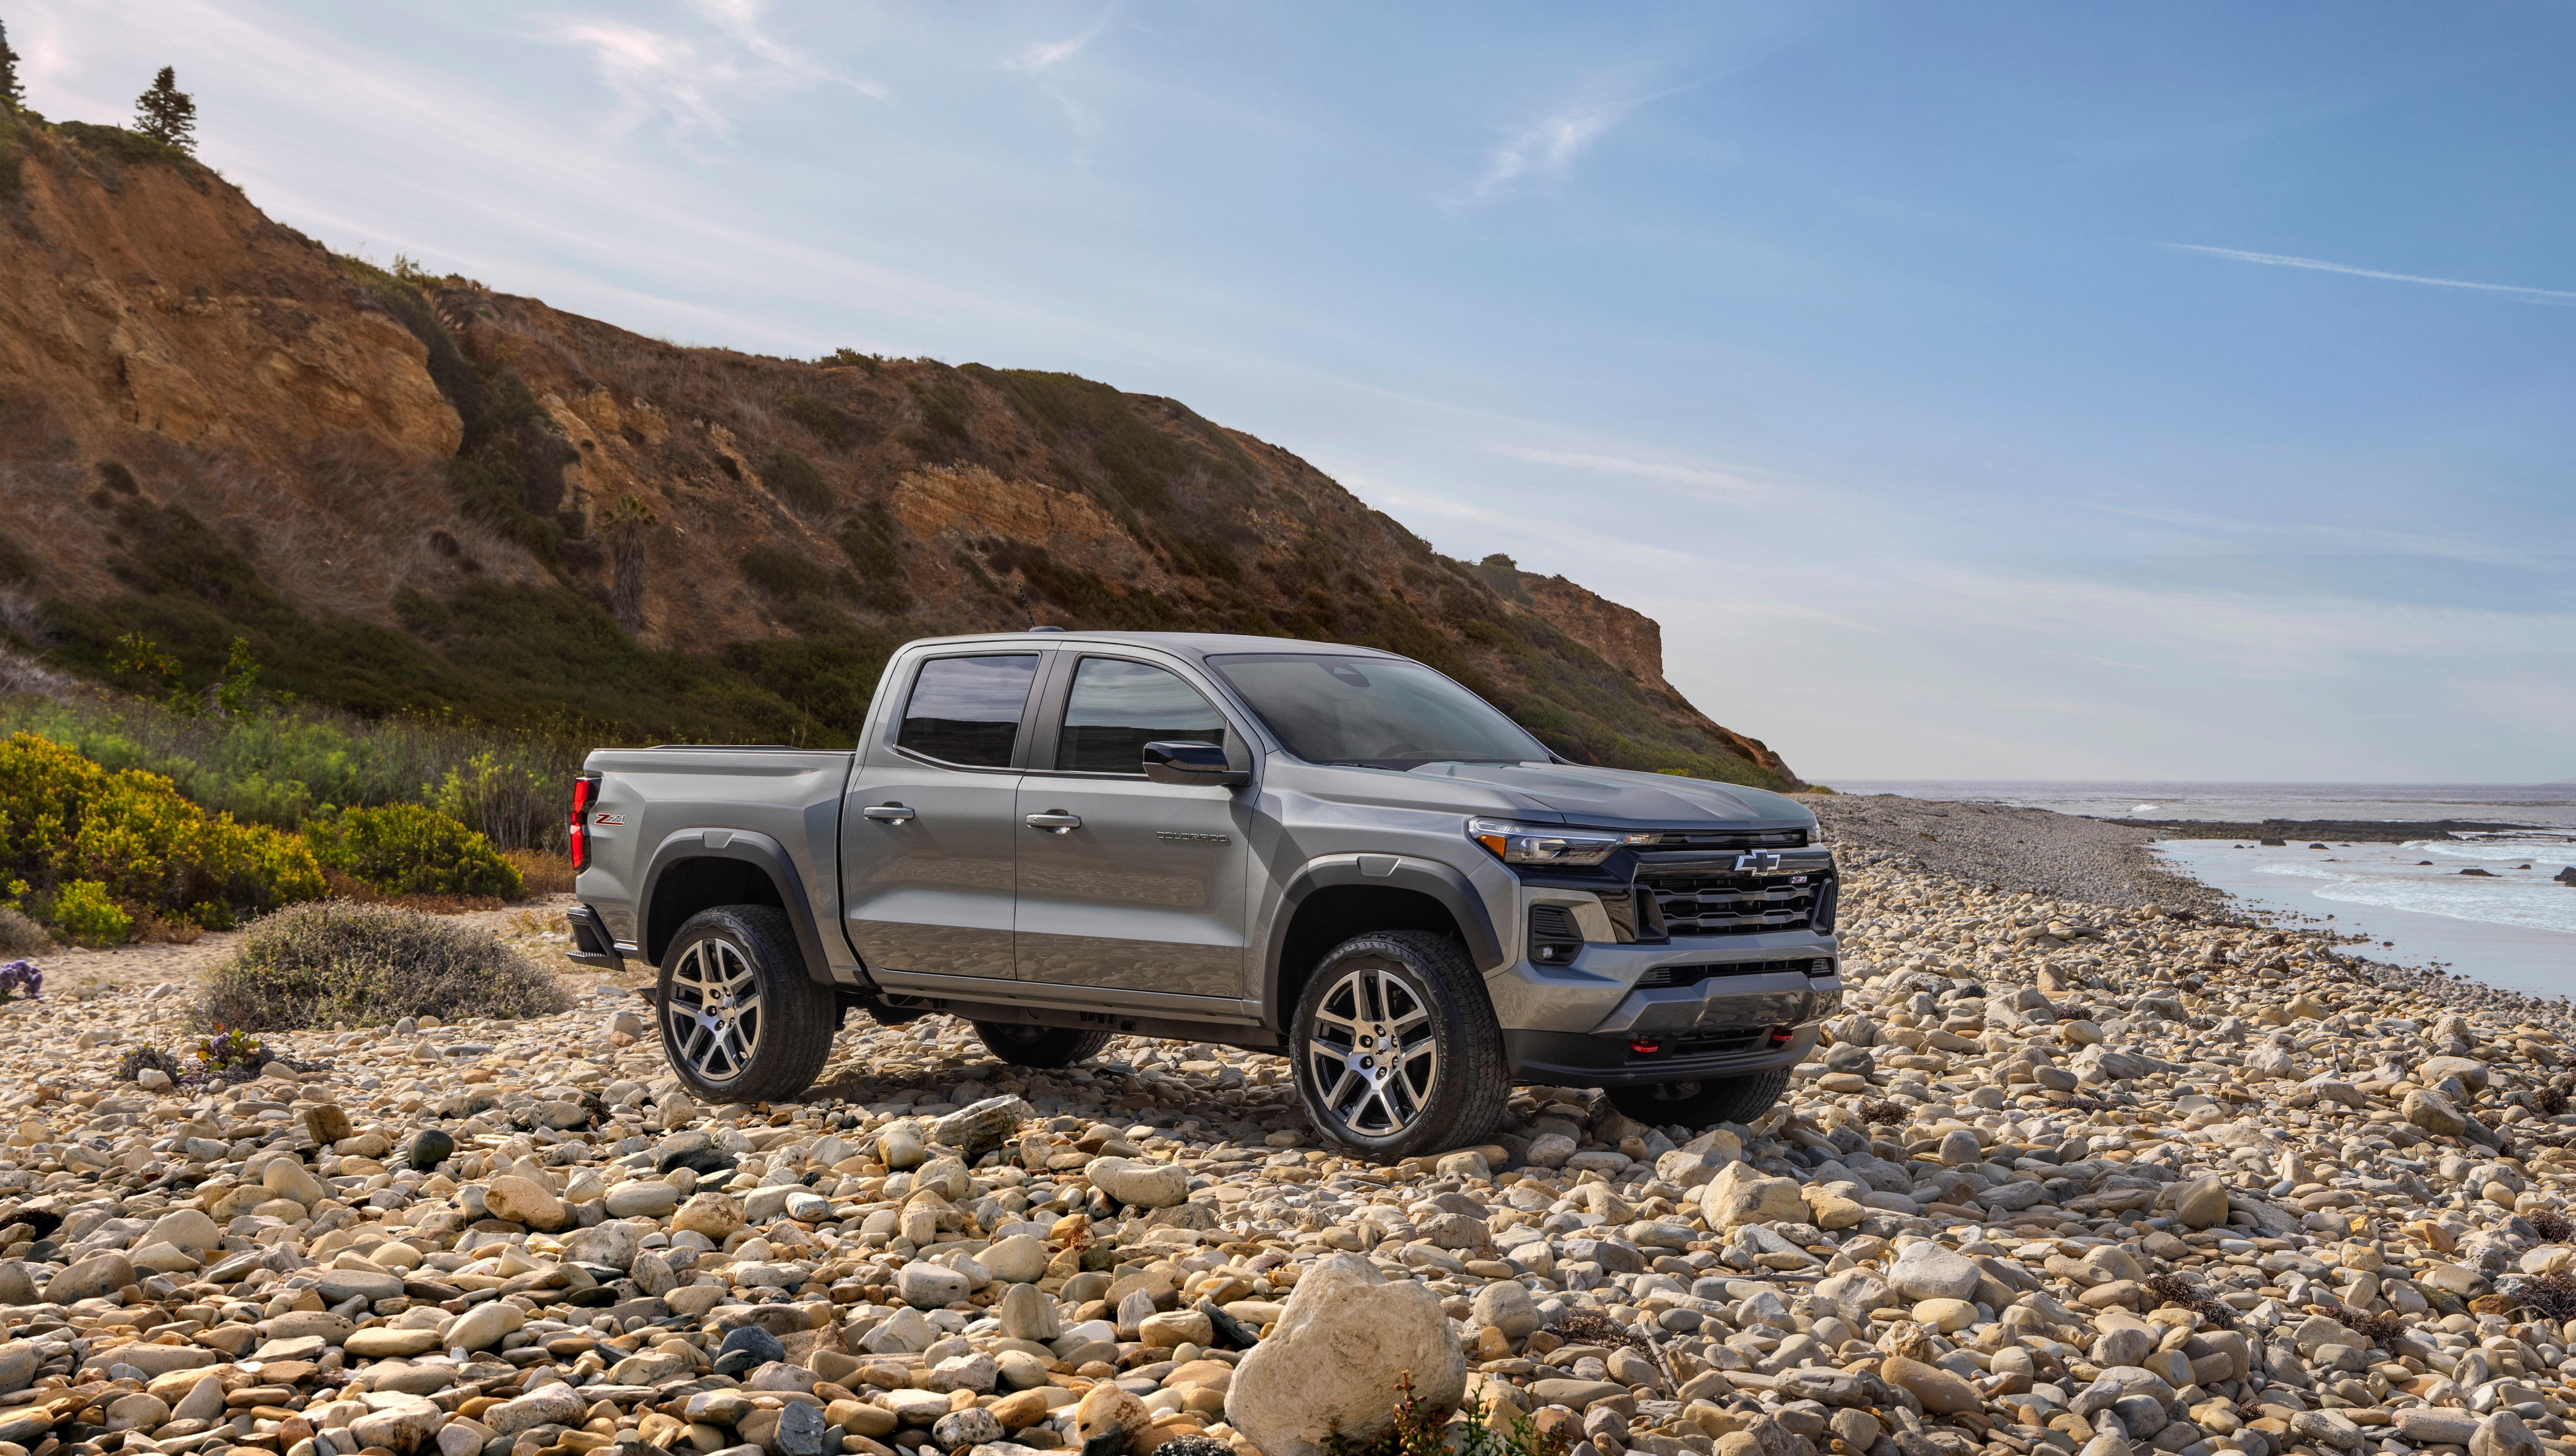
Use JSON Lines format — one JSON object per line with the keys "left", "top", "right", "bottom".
{"left": 0, "top": 115, "right": 1794, "bottom": 787}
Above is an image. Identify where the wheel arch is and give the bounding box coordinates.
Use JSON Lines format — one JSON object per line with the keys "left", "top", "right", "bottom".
{"left": 639, "top": 829, "right": 835, "bottom": 984}
{"left": 1262, "top": 856, "right": 1505, "bottom": 1034}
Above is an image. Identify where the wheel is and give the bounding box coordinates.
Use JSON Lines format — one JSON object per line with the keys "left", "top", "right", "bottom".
{"left": 657, "top": 906, "right": 836, "bottom": 1104}
{"left": 1291, "top": 929, "right": 1508, "bottom": 1162}
{"left": 974, "top": 1021, "right": 1112, "bottom": 1068}
{"left": 1607, "top": 1067, "right": 1793, "bottom": 1129}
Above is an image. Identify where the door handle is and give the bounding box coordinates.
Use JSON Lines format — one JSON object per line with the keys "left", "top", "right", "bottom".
{"left": 862, "top": 805, "right": 916, "bottom": 823}
{"left": 1025, "top": 811, "right": 1083, "bottom": 834}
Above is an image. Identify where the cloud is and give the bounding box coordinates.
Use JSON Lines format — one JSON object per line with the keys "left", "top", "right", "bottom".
{"left": 540, "top": 0, "right": 880, "bottom": 138}
{"left": 542, "top": 20, "right": 732, "bottom": 135}
{"left": 2158, "top": 242, "right": 2576, "bottom": 304}
{"left": 1495, "top": 445, "right": 1768, "bottom": 498}
{"left": 1471, "top": 108, "right": 1621, "bottom": 199}
{"left": 1004, "top": 11, "right": 1111, "bottom": 73}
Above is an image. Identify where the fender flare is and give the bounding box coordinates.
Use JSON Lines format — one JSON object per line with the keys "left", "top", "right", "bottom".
{"left": 638, "top": 828, "right": 837, "bottom": 985}
{"left": 1260, "top": 854, "right": 1507, "bottom": 1027}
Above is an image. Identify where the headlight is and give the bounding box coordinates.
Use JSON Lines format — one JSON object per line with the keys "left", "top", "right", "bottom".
{"left": 1467, "top": 817, "right": 1646, "bottom": 867}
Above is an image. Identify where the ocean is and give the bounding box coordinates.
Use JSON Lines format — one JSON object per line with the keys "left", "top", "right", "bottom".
{"left": 1835, "top": 781, "right": 2576, "bottom": 1000}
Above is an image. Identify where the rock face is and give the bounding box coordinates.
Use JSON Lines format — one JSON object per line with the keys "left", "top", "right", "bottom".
{"left": 1226, "top": 1254, "right": 1468, "bottom": 1456}
{"left": 0, "top": 123, "right": 1789, "bottom": 784}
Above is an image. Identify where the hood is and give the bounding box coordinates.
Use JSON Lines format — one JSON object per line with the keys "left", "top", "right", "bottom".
{"left": 1404, "top": 761, "right": 1813, "bottom": 831}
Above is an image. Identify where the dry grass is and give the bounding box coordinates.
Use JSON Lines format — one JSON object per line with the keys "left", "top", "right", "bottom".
{"left": 196, "top": 899, "right": 571, "bottom": 1030}
{"left": 506, "top": 849, "right": 574, "bottom": 896}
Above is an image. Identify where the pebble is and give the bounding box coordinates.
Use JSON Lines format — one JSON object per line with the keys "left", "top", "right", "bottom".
{"left": 0, "top": 820, "right": 2568, "bottom": 1456}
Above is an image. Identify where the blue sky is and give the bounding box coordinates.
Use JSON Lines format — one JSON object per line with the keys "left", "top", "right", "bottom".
{"left": 14, "top": 2, "right": 2573, "bottom": 782}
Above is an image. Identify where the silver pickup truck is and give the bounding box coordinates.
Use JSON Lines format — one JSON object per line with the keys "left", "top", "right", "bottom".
{"left": 565, "top": 630, "right": 1840, "bottom": 1158}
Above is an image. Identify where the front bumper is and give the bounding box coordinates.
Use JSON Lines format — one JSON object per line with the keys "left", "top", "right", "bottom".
{"left": 1484, "top": 922, "right": 1842, "bottom": 1088}
{"left": 1508, "top": 1021, "right": 1821, "bottom": 1090}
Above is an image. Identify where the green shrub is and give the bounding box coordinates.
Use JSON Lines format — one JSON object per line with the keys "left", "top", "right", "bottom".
{"left": 783, "top": 392, "right": 860, "bottom": 448}
{"left": 303, "top": 803, "right": 524, "bottom": 899}
{"left": 0, "top": 732, "right": 324, "bottom": 940}
{"left": 195, "top": 900, "right": 571, "bottom": 1030}
{"left": 739, "top": 545, "right": 834, "bottom": 601}
{"left": 764, "top": 451, "right": 832, "bottom": 514}
{"left": 48, "top": 880, "right": 130, "bottom": 948}
{"left": 835, "top": 506, "right": 911, "bottom": 614}
{"left": 0, "top": 694, "right": 581, "bottom": 851}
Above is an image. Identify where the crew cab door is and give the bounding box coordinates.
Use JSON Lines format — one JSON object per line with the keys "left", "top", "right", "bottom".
{"left": 839, "top": 650, "right": 1045, "bottom": 981}
{"left": 1013, "top": 653, "right": 1254, "bottom": 998}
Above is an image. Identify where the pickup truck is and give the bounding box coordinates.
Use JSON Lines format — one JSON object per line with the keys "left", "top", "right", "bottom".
{"left": 566, "top": 630, "right": 1840, "bottom": 1158}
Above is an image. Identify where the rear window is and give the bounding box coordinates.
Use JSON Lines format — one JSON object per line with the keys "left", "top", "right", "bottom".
{"left": 897, "top": 654, "right": 1040, "bottom": 768}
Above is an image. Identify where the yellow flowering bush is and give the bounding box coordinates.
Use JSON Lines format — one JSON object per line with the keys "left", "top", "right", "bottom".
{"left": 0, "top": 733, "right": 325, "bottom": 940}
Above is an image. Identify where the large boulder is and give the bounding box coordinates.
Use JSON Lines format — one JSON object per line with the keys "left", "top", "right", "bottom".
{"left": 1225, "top": 1253, "right": 1467, "bottom": 1456}
{"left": 1888, "top": 1242, "right": 1981, "bottom": 1301}
{"left": 1084, "top": 1157, "right": 1190, "bottom": 1210}
{"left": 1700, "top": 1161, "right": 1807, "bottom": 1228}
{"left": 2404, "top": 1089, "right": 2470, "bottom": 1137}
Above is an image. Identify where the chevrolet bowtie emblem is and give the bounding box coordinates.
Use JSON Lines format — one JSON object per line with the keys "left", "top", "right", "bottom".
{"left": 1734, "top": 851, "right": 1782, "bottom": 872}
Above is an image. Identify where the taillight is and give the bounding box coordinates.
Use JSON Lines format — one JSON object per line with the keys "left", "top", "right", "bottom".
{"left": 568, "top": 775, "right": 599, "bottom": 871}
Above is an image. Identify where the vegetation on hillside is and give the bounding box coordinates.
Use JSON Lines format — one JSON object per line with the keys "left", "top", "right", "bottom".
{"left": 0, "top": 118, "right": 1794, "bottom": 789}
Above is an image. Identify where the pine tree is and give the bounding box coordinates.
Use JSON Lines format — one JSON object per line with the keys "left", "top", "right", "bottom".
{"left": 133, "top": 65, "right": 194, "bottom": 152}
{"left": 0, "top": 19, "right": 24, "bottom": 113}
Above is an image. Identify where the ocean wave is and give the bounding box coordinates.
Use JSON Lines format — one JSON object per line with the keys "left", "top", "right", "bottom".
{"left": 2247, "top": 861, "right": 2576, "bottom": 935}
{"left": 2409, "top": 839, "right": 2576, "bottom": 862}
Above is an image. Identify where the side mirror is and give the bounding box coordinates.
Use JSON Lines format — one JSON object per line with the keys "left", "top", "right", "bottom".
{"left": 1143, "top": 740, "right": 1248, "bottom": 787}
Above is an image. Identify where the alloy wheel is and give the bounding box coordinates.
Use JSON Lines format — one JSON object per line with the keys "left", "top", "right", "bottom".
{"left": 1303, "top": 960, "right": 1440, "bottom": 1139}
{"left": 665, "top": 935, "right": 763, "bottom": 1084}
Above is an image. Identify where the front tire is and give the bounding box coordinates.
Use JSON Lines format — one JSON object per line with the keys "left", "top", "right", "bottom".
{"left": 973, "top": 1021, "right": 1112, "bottom": 1068}
{"left": 1290, "top": 930, "right": 1507, "bottom": 1162}
{"left": 1607, "top": 1067, "right": 1792, "bottom": 1129}
{"left": 658, "top": 906, "right": 836, "bottom": 1105}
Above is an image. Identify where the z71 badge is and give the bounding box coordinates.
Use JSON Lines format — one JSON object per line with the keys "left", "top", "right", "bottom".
{"left": 592, "top": 812, "right": 625, "bottom": 827}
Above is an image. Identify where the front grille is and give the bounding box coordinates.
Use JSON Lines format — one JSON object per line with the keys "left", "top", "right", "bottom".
{"left": 1626, "top": 828, "right": 1809, "bottom": 850}
{"left": 1640, "top": 868, "right": 1832, "bottom": 936}
{"left": 1637, "top": 957, "right": 1834, "bottom": 989}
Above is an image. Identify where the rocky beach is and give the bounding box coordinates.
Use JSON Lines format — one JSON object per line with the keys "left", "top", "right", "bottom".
{"left": 0, "top": 797, "right": 2567, "bottom": 1456}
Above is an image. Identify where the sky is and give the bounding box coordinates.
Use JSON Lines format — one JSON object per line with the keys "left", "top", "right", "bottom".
{"left": 10, "top": 1, "right": 2573, "bottom": 783}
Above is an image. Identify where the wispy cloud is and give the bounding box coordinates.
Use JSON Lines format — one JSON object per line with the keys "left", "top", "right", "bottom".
{"left": 1496, "top": 445, "right": 1768, "bottom": 498}
{"left": 541, "top": 0, "right": 880, "bottom": 138}
{"left": 1004, "top": 10, "right": 1112, "bottom": 73}
{"left": 2159, "top": 243, "right": 2576, "bottom": 304}
{"left": 1473, "top": 110, "right": 1621, "bottom": 198}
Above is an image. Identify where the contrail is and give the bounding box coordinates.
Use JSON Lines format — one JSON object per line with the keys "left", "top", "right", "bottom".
{"left": 2158, "top": 242, "right": 2576, "bottom": 304}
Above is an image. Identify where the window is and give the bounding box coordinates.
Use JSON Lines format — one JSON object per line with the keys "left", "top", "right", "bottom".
{"left": 1056, "top": 658, "right": 1229, "bottom": 774}
{"left": 896, "top": 654, "right": 1040, "bottom": 768}
{"left": 1207, "top": 653, "right": 1548, "bottom": 770}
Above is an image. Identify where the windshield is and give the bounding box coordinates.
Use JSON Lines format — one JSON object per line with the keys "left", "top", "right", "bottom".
{"left": 1207, "top": 652, "right": 1550, "bottom": 770}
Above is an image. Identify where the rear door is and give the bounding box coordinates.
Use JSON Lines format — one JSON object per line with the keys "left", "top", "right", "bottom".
{"left": 1013, "top": 653, "right": 1255, "bottom": 998}
{"left": 839, "top": 650, "right": 1045, "bottom": 982}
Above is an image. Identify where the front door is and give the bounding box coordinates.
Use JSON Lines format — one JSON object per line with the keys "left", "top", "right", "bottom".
{"left": 1014, "top": 654, "right": 1253, "bottom": 998}
{"left": 840, "top": 651, "right": 1043, "bottom": 982}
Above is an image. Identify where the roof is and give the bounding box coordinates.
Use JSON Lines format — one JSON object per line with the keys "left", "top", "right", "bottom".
{"left": 894, "top": 630, "right": 1406, "bottom": 664}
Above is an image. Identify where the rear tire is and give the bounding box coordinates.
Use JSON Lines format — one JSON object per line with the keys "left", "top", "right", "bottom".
{"left": 1607, "top": 1067, "right": 1793, "bottom": 1129}
{"left": 657, "top": 906, "right": 836, "bottom": 1105}
{"left": 973, "top": 1021, "right": 1112, "bottom": 1069}
{"left": 1290, "top": 930, "right": 1508, "bottom": 1162}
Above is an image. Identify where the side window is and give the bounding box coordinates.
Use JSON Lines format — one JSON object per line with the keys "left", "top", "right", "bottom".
{"left": 896, "top": 654, "right": 1041, "bottom": 768}
{"left": 1057, "top": 658, "right": 1228, "bottom": 774}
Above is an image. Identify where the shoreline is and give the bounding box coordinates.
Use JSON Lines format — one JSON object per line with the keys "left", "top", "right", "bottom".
{"left": 2097, "top": 816, "right": 2546, "bottom": 843}
{"left": 1812, "top": 791, "right": 2573, "bottom": 1027}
